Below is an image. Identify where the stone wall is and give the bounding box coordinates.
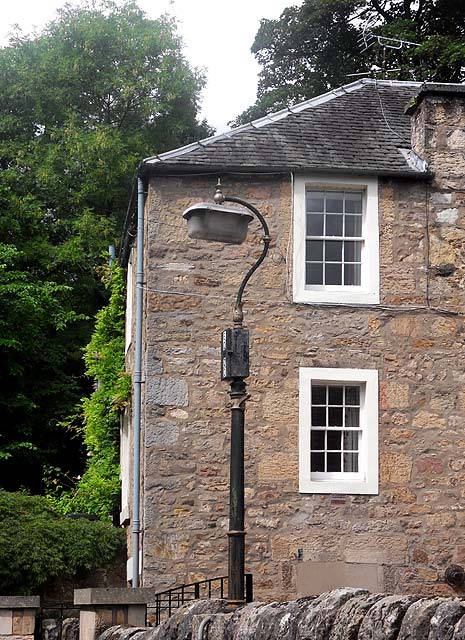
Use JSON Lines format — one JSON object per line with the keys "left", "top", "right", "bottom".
{"left": 411, "top": 94, "right": 465, "bottom": 299}
{"left": 0, "top": 597, "right": 39, "bottom": 640}
{"left": 97, "top": 589, "right": 465, "bottom": 640}
{"left": 136, "top": 97, "right": 465, "bottom": 601}
{"left": 41, "top": 548, "right": 127, "bottom": 603}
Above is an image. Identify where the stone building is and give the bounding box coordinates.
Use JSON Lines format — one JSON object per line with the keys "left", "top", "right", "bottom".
{"left": 121, "top": 79, "right": 465, "bottom": 601}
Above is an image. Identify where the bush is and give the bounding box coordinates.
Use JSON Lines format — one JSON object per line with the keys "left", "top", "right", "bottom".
{"left": 0, "top": 491, "right": 125, "bottom": 594}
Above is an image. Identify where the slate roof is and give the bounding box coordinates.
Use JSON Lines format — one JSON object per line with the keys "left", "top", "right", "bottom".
{"left": 142, "top": 79, "right": 427, "bottom": 178}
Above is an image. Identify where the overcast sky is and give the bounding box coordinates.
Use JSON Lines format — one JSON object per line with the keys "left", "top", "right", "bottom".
{"left": 0, "top": 0, "right": 302, "bottom": 133}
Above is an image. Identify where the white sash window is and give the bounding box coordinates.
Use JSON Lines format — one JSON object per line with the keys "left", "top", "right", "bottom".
{"left": 299, "top": 367, "right": 379, "bottom": 495}
{"left": 293, "top": 176, "right": 379, "bottom": 304}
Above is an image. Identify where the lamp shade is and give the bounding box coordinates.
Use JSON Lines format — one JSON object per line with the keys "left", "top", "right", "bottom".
{"left": 183, "top": 202, "right": 253, "bottom": 244}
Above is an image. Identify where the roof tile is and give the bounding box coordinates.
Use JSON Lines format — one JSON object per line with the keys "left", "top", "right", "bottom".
{"left": 144, "top": 80, "right": 425, "bottom": 176}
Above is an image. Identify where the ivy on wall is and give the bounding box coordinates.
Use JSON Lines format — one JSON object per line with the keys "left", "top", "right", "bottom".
{"left": 48, "top": 265, "right": 130, "bottom": 519}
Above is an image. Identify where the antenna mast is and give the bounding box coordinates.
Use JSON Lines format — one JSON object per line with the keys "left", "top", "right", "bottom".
{"left": 351, "top": 27, "right": 421, "bottom": 79}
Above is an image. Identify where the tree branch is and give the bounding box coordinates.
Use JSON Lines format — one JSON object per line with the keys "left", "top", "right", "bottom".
{"left": 403, "top": 0, "right": 411, "bottom": 20}
{"left": 349, "top": 7, "right": 371, "bottom": 24}
{"left": 414, "top": 0, "right": 426, "bottom": 22}
{"left": 117, "top": 96, "right": 134, "bottom": 129}
{"left": 370, "top": 0, "right": 393, "bottom": 22}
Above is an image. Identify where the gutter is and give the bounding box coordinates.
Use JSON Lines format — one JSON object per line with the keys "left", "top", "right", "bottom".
{"left": 142, "top": 164, "right": 431, "bottom": 179}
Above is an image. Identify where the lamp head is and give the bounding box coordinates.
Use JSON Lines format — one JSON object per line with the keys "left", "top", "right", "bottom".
{"left": 182, "top": 202, "right": 253, "bottom": 244}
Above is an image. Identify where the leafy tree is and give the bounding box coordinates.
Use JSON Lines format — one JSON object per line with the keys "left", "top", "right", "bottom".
{"left": 0, "top": 491, "right": 124, "bottom": 595}
{"left": 0, "top": 1, "right": 210, "bottom": 492}
{"left": 233, "top": 0, "right": 465, "bottom": 124}
{"left": 0, "top": 183, "right": 87, "bottom": 492}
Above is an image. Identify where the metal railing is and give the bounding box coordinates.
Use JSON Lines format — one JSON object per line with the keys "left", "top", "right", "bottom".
{"left": 152, "top": 574, "right": 253, "bottom": 626}
{"left": 36, "top": 603, "right": 80, "bottom": 640}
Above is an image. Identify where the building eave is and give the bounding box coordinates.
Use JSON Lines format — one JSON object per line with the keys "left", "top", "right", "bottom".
{"left": 141, "top": 163, "right": 429, "bottom": 180}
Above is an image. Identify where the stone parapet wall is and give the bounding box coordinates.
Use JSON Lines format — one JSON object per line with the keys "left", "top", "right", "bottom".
{"left": 138, "top": 165, "right": 465, "bottom": 600}
{"left": 411, "top": 94, "right": 465, "bottom": 177}
{"left": 0, "top": 597, "right": 39, "bottom": 640}
{"left": 410, "top": 94, "right": 465, "bottom": 304}
{"left": 97, "top": 589, "right": 465, "bottom": 640}
{"left": 74, "top": 589, "right": 150, "bottom": 640}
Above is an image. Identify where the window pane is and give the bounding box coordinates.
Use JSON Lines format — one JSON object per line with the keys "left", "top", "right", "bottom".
{"left": 312, "top": 385, "right": 326, "bottom": 405}
{"left": 344, "top": 263, "right": 361, "bottom": 286}
{"left": 327, "top": 453, "right": 341, "bottom": 472}
{"left": 344, "top": 241, "right": 362, "bottom": 262}
{"left": 307, "top": 191, "right": 324, "bottom": 212}
{"left": 306, "top": 263, "right": 323, "bottom": 285}
{"left": 345, "top": 386, "right": 360, "bottom": 405}
{"left": 311, "top": 452, "right": 325, "bottom": 472}
{"left": 343, "top": 452, "right": 359, "bottom": 472}
{"left": 307, "top": 213, "right": 324, "bottom": 235}
{"left": 327, "top": 430, "right": 341, "bottom": 450}
{"left": 328, "top": 386, "right": 343, "bottom": 405}
{"left": 325, "top": 241, "right": 343, "bottom": 262}
{"left": 312, "top": 406, "right": 326, "bottom": 426}
{"left": 325, "top": 263, "right": 342, "bottom": 285}
{"left": 326, "top": 192, "right": 344, "bottom": 213}
{"left": 344, "top": 215, "right": 362, "bottom": 237}
{"left": 345, "top": 407, "right": 360, "bottom": 428}
{"left": 311, "top": 430, "right": 325, "bottom": 450}
{"left": 326, "top": 215, "right": 343, "bottom": 236}
{"left": 345, "top": 192, "right": 363, "bottom": 214}
{"left": 328, "top": 407, "right": 343, "bottom": 426}
{"left": 306, "top": 240, "right": 323, "bottom": 261}
{"left": 343, "top": 431, "right": 359, "bottom": 450}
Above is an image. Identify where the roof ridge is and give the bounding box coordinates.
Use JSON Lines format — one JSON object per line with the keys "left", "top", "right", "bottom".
{"left": 144, "top": 78, "right": 423, "bottom": 167}
{"left": 369, "top": 79, "right": 422, "bottom": 86}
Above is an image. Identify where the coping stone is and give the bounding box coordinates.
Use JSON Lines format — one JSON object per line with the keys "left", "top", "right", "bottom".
{"left": 74, "top": 589, "right": 152, "bottom": 606}
{"left": 0, "top": 597, "right": 40, "bottom": 609}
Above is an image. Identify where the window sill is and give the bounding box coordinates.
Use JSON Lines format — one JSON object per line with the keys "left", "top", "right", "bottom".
{"left": 294, "top": 289, "right": 380, "bottom": 305}
{"left": 299, "top": 478, "right": 379, "bottom": 495}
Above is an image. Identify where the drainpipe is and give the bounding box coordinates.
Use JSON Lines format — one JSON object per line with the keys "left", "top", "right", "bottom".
{"left": 109, "top": 244, "right": 116, "bottom": 267}
{"left": 132, "top": 176, "right": 146, "bottom": 587}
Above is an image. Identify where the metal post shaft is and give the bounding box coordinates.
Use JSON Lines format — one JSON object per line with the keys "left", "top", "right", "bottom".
{"left": 214, "top": 181, "right": 270, "bottom": 609}
{"left": 227, "top": 378, "right": 247, "bottom": 607}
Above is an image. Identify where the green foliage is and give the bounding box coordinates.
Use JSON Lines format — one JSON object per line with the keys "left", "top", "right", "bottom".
{"left": 0, "top": 0, "right": 210, "bottom": 493}
{"left": 51, "top": 456, "right": 122, "bottom": 519}
{"left": 0, "top": 191, "right": 85, "bottom": 487}
{"left": 0, "top": 491, "right": 124, "bottom": 595}
{"left": 232, "top": 0, "right": 465, "bottom": 125}
{"left": 49, "top": 266, "right": 130, "bottom": 519}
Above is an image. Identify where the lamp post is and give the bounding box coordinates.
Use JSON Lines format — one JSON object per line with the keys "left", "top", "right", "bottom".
{"left": 183, "top": 181, "right": 271, "bottom": 608}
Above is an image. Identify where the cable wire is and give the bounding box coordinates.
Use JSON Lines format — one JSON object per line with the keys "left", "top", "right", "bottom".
{"left": 143, "top": 285, "right": 461, "bottom": 317}
{"left": 374, "top": 78, "right": 405, "bottom": 142}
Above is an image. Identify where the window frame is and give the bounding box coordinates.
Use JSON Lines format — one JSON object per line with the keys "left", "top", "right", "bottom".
{"left": 299, "top": 367, "right": 379, "bottom": 495}
{"left": 293, "top": 175, "right": 379, "bottom": 304}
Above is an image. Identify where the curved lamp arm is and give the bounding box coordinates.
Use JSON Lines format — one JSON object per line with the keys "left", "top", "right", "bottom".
{"left": 214, "top": 182, "right": 271, "bottom": 327}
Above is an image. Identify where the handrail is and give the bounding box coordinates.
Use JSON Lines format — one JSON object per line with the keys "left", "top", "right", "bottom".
{"left": 153, "top": 576, "right": 227, "bottom": 598}
{"left": 152, "top": 574, "right": 253, "bottom": 626}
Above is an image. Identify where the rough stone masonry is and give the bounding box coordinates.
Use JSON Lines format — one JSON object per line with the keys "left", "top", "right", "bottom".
{"left": 98, "top": 589, "right": 465, "bottom": 640}
{"left": 127, "top": 87, "right": 465, "bottom": 601}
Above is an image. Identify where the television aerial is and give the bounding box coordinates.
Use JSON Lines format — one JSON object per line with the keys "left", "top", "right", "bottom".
{"left": 348, "top": 30, "right": 421, "bottom": 79}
